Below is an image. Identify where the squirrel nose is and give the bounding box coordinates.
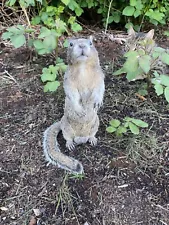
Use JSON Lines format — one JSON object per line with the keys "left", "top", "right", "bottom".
{"left": 79, "top": 44, "right": 85, "bottom": 49}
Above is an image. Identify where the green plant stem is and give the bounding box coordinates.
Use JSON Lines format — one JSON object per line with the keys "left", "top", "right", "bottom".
{"left": 104, "top": 0, "right": 113, "bottom": 34}
{"left": 55, "top": 37, "right": 59, "bottom": 60}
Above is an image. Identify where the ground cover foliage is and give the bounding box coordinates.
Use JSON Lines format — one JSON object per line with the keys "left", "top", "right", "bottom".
{"left": 1, "top": 0, "right": 169, "bottom": 224}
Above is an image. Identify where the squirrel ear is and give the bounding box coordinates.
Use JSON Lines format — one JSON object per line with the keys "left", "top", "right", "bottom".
{"left": 89, "top": 35, "right": 93, "bottom": 43}
{"left": 128, "top": 26, "right": 136, "bottom": 37}
{"left": 145, "top": 29, "right": 154, "bottom": 39}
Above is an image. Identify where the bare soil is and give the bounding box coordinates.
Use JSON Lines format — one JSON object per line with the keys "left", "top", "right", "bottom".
{"left": 1, "top": 31, "right": 169, "bottom": 225}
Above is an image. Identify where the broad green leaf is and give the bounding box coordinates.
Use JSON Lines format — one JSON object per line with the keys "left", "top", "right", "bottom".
{"left": 126, "top": 71, "right": 138, "bottom": 81}
{"left": 139, "top": 55, "right": 151, "bottom": 74}
{"left": 135, "top": 0, "right": 143, "bottom": 10}
{"left": 161, "top": 52, "right": 169, "bottom": 65}
{"left": 49, "top": 65, "right": 58, "bottom": 74}
{"left": 71, "top": 23, "right": 82, "bottom": 32}
{"left": 44, "top": 81, "right": 60, "bottom": 92}
{"left": 31, "top": 16, "right": 41, "bottom": 25}
{"left": 164, "top": 87, "right": 169, "bottom": 102}
{"left": 124, "top": 50, "right": 138, "bottom": 58}
{"left": 128, "top": 122, "right": 139, "bottom": 134}
{"left": 6, "top": 0, "right": 16, "bottom": 6}
{"left": 63, "top": 39, "right": 69, "bottom": 48}
{"left": 164, "top": 31, "right": 169, "bottom": 37}
{"left": 10, "top": 34, "right": 26, "bottom": 48}
{"left": 113, "top": 67, "right": 126, "bottom": 75}
{"left": 41, "top": 73, "right": 53, "bottom": 82}
{"left": 68, "top": 16, "right": 76, "bottom": 24}
{"left": 117, "top": 126, "right": 127, "bottom": 134}
{"left": 112, "top": 12, "right": 120, "bottom": 23}
{"left": 37, "top": 48, "right": 49, "bottom": 55}
{"left": 38, "top": 27, "right": 51, "bottom": 38}
{"left": 130, "top": 0, "right": 136, "bottom": 6}
{"left": 160, "top": 75, "right": 169, "bottom": 87}
{"left": 61, "top": 0, "right": 70, "bottom": 5}
{"left": 58, "top": 6, "right": 64, "bottom": 13}
{"left": 122, "top": 6, "right": 135, "bottom": 16}
{"left": 154, "top": 47, "right": 165, "bottom": 53}
{"left": 130, "top": 118, "right": 148, "bottom": 128}
{"left": 33, "top": 40, "right": 44, "bottom": 49}
{"left": 7, "top": 26, "right": 22, "bottom": 34}
{"left": 154, "top": 83, "right": 164, "bottom": 96}
{"left": 41, "top": 12, "right": 48, "bottom": 22}
{"left": 138, "top": 89, "right": 148, "bottom": 96}
{"left": 43, "top": 36, "right": 57, "bottom": 50}
{"left": 2, "top": 32, "right": 12, "bottom": 40}
{"left": 134, "top": 9, "right": 141, "bottom": 18}
{"left": 75, "top": 7, "right": 83, "bottom": 16}
{"left": 108, "top": 16, "right": 114, "bottom": 24}
{"left": 106, "top": 126, "right": 117, "bottom": 133}
{"left": 110, "top": 119, "right": 121, "bottom": 127}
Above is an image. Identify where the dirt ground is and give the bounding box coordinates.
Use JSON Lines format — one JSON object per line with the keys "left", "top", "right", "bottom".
{"left": 1, "top": 29, "right": 169, "bottom": 225}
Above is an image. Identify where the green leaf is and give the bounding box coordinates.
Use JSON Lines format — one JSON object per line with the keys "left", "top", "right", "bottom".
{"left": 61, "top": 0, "right": 70, "bottom": 5}
{"left": 154, "top": 47, "right": 165, "bottom": 53}
{"left": 31, "top": 16, "right": 41, "bottom": 25}
{"left": 154, "top": 83, "right": 164, "bottom": 96}
{"left": 44, "top": 81, "right": 60, "bottom": 92}
{"left": 43, "top": 36, "right": 57, "bottom": 50}
{"left": 68, "top": 16, "right": 76, "bottom": 24}
{"left": 130, "top": 118, "right": 148, "bottom": 128}
{"left": 164, "top": 31, "right": 169, "bottom": 37}
{"left": 2, "top": 31, "right": 12, "bottom": 40}
{"left": 124, "top": 50, "right": 138, "bottom": 58}
{"left": 33, "top": 40, "right": 44, "bottom": 49}
{"left": 128, "top": 122, "right": 139, "bottom": 134}
{"left": 160, "top": 75, "right": 169, "bottom": 87}
{"left": 122, "top": 6, "right": 135, "bottom": 16}
{"left": 113, "top": 67, "right": 126, "bottom": 75}
{"left": 164, "top": 87, "right": 169, "bottom": 103}
{"left": 10, "top": 34, "right": 26, "bottom": 48}
{"left": 38, "top": 27, "right": 51, "bottom": 38}
{"left": 117, "top": 126, "right": 127, "bottom": 134}
{"left": 75, "top": 7, "right": 83, "bottom": 16}
{"left": 106, "top": 126, "right": 117, "bottom": 133}
{"left": 134, "top": 9, "right": 141, "bottom": 18}
{"left": 161, "top": 52, "right": 169, "bottom": 65}
{"left": 63, "top": 39, "right": 69, "bottom": 48}
{"left": 109, "top": 119, "right": 121, "bottom": 127}
{"left": 41, "top": 73, "right": 56, "bottom": 82}
{"left": 6, "top": 0, "right": 16, "bottom": 6}
{"left": 130, "top": 0, "right": 136, "bottom": 6}
{"left": 138, "top": 89, "right": 148, "bottom": 96}
{"left": 38, "top": 48, "right": 49, "bottom": 55}
{"left": 71, "top": 23, "right": 82, "bottom": 32}
{"left": 139, "top": 55, "right": 151, "bottom": 74}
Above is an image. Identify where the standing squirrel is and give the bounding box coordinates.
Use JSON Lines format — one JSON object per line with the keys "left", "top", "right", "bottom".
{"left": 43, "top": 36, "right": 105, "bottom": 174}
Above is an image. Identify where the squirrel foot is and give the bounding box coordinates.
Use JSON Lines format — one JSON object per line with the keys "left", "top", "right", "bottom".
{"left": 66, "top": 140, "right": 75, "bottom": 150}
{"left": 89, "top": 137, "right": 97, "bottom": 146}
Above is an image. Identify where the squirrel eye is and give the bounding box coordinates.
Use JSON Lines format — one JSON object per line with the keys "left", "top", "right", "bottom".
{"left": 90, "top": 41, "right": 93, "bottom": 46}
{"left": 69, "top": 42, "right": 73, "bottom": 47}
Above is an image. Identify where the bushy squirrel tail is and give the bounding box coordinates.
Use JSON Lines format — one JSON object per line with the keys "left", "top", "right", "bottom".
{"left": 43, "top": 122, "right": 83, "bottom": 174}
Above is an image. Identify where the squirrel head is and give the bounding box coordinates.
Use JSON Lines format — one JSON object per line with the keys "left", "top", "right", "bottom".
{"left": 67, "top": 36, "right": 99, "bottom": 65}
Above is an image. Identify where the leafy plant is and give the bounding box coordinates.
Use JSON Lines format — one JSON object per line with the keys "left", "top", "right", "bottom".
{"left": 152, "top": 72, "right": 169, "bottom": 102}
{"left": 106, "top": 117, "right": 148, "bottom": 136}
{"left": 41, "top": 58, "right": 67, "bottom": 92}
{"left": 3, "top": 0, "right": 83, "bottom": 92}
{"left": 114, "top": 38, "right": 169, "bottom": 103}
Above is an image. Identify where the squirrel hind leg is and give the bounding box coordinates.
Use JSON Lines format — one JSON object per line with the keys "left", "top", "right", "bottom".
{"left": 74, "top": 136, "right": 89, "bottom": 145}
